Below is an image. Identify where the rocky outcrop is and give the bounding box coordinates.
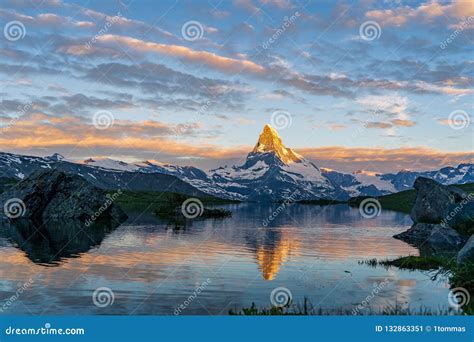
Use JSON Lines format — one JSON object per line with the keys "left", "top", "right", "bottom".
{"left": 447, "top": 201, "right": 474, "bottom": 234}
{"left": 426, "top": 225, "right": 464, "bottom": 252}
{"left": 457, "top": 235, "right": 474, "bottom": 264}
{"left": 394, "top": 223, "right": 435, "bottom": 243}
{"left": 395, "top": 177, "right": 472, "bottom": 253}
{"left": 394, "top": 223, "right": 463, "bottom": 252}
{"left": 410, "top": 177, "right": 468, "bottom": 224}
{"left": 0, "top": 169, "right": 127, "bottom": 224}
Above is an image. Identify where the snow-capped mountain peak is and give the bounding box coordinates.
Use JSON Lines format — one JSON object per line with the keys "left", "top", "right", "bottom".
{"left": 252, "top": 124, "right": 303, "bottom": 164}
{"left": 209, "top": 124, "right": 337, "bottom": 201}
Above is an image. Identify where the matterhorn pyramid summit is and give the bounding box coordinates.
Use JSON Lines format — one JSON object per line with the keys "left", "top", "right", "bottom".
{"left": 210, "top": 124, "right": 339, "bottom": 201}
{"left": 252, "top": 124, "right": 303, "bottom": 164}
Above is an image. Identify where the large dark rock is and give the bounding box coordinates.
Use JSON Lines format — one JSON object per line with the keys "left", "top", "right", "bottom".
{"left": 394, "top": 177, "right": 473, "bottom": 252}
{"left": 394, "top": 223, "right": 463, "bottom": 252}
{"left": 427, "top": 224, "right": 464, "bottom": 252}
{"left": 0, "top": 169, "right": 127, "bottom": 224}
{"left": 410, "top": 177, "right": 468, "bottom": 224}
{"left": 394, "top": 223, "right": 435, "bottom": 243}
{"left": 457, "top": 235, "right": 474, "bottom": 265}
{"left": 446, "top": 200, "right": 474, "bottom": 235}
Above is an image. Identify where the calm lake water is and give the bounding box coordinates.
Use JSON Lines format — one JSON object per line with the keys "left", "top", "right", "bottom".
{"left": 0, "top": 204, "right": 453, "bottom": 315}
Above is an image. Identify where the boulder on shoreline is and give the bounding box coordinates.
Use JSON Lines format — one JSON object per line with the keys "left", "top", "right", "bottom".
{"left": 410, "top": 177, "right": 468, "bottom": 224}
{"left": 457, "top": 235, "right": 474, "bottom": 265}
{"left": 448, "top": 201, "right": 474, "bottom": 235}
{"left": 394, "top": 223, "right": 463, "bottom": 252}
{"left": 394, "top": 177, "right": 472, "bottom": 253}
{"left": 0, "top": 169, "right": 127, "bottom": 225}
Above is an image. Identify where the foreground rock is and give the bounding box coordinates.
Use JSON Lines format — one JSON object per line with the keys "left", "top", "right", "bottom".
{"left": 395, "top": 177, "right": 473, "bottom": 252}
{"left": 0, "top": 169, "right": 127, "bottom": 224}
{"left": 410, "top": 177, "right": 468, "bottom": 224}
{"left": 457, "top": 235, "right": 474, "bottom": 264}
{"left": 448, "top": 201, "right": 474, "bottom": 235}
{"left": 394, "top": 223, "right": 463, "bottom": 252}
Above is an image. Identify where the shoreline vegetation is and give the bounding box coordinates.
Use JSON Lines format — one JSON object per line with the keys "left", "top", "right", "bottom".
{"left": 229, "top": 299, "right": 456, "bottom": 316}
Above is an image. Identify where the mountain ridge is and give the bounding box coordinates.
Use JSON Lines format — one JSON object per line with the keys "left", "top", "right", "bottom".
{"left": 1, "top": 125, "right": 472, "bottom": 201}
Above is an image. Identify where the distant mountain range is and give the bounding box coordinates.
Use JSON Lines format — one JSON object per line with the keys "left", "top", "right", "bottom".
{"left": 1, "top": 124, "right": 473, "bottom": 201}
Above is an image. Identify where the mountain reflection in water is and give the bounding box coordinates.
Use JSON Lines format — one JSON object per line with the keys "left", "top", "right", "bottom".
{"left": 0, "top": 219, "right": 116, "bottom": 265}
{"left": 0, "top": 204, "right": 452, "bottom": 315}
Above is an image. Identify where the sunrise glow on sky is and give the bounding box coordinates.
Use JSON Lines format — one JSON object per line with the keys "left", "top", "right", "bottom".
{"left": 0, "top": 0, "right": 472, "bottom": 172}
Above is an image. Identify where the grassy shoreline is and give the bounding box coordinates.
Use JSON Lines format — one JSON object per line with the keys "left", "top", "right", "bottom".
{"left": 229, "top": 299, "right": 457, "bottom": 316}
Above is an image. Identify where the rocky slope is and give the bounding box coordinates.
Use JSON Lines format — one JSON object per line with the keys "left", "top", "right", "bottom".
{"left": 0, "top": 169, "right": 127, "bottom": 224}
{"left": 0, "top": 152, "right": 211, "bottom": 198}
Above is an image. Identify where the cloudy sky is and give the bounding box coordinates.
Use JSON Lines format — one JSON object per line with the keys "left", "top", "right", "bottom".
{"left": 0, "top": 0, "right": 472, "bottom": 173}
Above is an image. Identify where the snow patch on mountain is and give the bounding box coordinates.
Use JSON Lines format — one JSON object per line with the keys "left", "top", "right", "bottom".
{"left": 82, "top": 158, "right": 140, "bottom": 172}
